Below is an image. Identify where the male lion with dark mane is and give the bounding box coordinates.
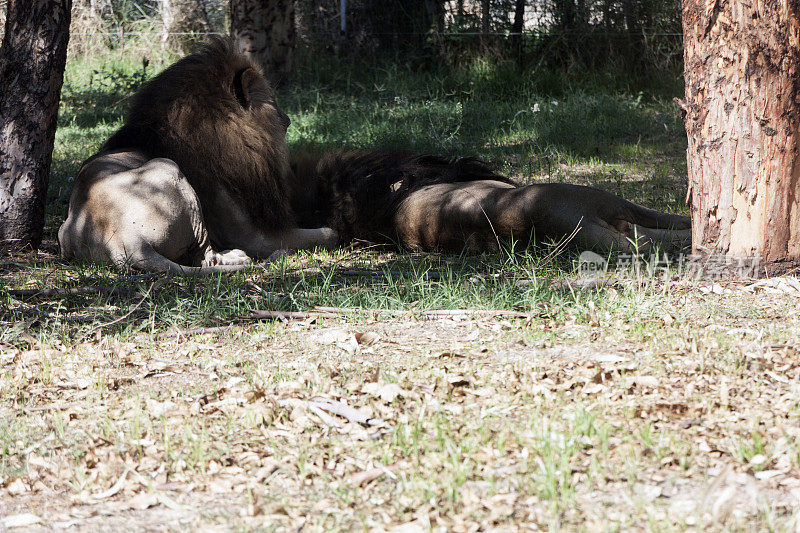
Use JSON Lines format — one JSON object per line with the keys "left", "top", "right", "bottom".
{"left": 290, "top": 151, "right": 691, "bottom": 253}
{"left": 59, "top": 39, "right": 336, "bottom": 273}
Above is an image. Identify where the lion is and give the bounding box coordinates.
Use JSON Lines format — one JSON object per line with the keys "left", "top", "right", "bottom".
{"left": 59, "top": 38, "right": 336, "bottom": 274}
{"left": 289, "top": 150, "right": 691, "bottom": 253}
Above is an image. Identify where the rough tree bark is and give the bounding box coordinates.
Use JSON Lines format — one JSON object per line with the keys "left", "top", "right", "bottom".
{"left": 0, "top": 0, "right": 72, "bottom": 250}
{"left": 682, "top": 0, "right": 800, "bottom": 272}
{"left": 159, "top": 0, "right": 210, "bottom": 52}
{"left": 230, "top": 0, "right": 295, "bottom": 86}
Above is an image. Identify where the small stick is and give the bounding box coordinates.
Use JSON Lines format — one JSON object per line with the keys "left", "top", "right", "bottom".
{"left": 7, "top": 286, "right": 141, "bottom": 300}
{"left": 307, "top": 402, "right": 344, "bottom": 428}
{"left": 248, "top": 310, "right": 337, "bottom": 321}
{"left": 71, "top": 279, "right": 164, "bottom": 346}
{"left": 309, "top": 397, "right": 385, "bottom": 427}
{"left": 337, "top": 270, "right": 442, "bottom": 280}
{"left": 349, "top": 462, "right": 402, "bottom": 486}
{"left": 312, "top": 306, "right": 529, "bottom": 318}
{"left": 155, "top": 325, "right": 236, "bottom": 339}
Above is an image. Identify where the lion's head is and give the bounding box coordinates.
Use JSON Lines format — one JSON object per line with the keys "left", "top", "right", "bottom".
{"left": 102, "top": 37, "right": 294, "bottom": 229}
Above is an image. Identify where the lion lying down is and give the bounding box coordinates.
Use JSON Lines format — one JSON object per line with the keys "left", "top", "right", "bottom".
{"left": 59, "top": 38, "right": 336, "bottom": 274}
{"left": 290, "top": 151, "right": 691, "bottom": 253}
{"left": 60, "top": 39, "right": 687, "bottom": 272}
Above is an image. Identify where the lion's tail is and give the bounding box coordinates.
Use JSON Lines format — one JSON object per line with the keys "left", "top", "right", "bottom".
{"left": 621, "top": 200, "right": 691, "bottom": 230}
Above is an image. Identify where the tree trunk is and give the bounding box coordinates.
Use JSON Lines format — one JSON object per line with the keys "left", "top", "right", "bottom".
{"left": 682, "top": 0, "right": 800, "bottom": 272}
{"left": 230, "top": 0, "right": 295, "bottom": 86}
{"left": 0, "top": 0, "right": 72, "bottom": 251}
{"left": 511, "top": 0, "right": 525, "bottom": 60}
{"left": 481, "top": 0, "right": 491, "bottom": 48}
{"left": 159, "top": 0, "right": 210, "bottom": 52}
{"left": 512, "top": 0, "right": 525, "bottom": 34}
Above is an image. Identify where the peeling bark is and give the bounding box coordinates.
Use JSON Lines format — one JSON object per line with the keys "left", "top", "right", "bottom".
{"left": 682, "top": 0, "right": 800, "bottom": 269}
{"left": 0, "top": 0, "right": 72, "bottom": 250}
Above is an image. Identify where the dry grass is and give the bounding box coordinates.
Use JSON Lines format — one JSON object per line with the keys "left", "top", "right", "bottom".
{"left": 3, "top": 248, "right": 800, "bottom": 531}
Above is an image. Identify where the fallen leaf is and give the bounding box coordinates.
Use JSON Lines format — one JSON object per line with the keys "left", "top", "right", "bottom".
{"left": 126, "top": 492, "right": 159, "bottom": 510}
{"left": 2, "top": 513, "right": 42, "bottom": 528}
{"left": 311, "top": 328, "right": 359, "bottom": 354}
{"left": 447, "top": 375, "right": 471, "bottom": 389}
{"left": 363, "top": 382, "right": 406, "bottom": 403}
{"left": 355, "top": 331, "right": 380, "bottom": 346}
{"left": 6, "top": 478, "right": 28, "bottom": 496}
{"left": 349, "top": 461, "right": 401, "bottom": 486}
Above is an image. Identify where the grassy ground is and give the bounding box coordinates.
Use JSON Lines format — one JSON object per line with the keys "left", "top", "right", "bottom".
{"left": 3, "top": 43, "right": 800, "bottom": 531}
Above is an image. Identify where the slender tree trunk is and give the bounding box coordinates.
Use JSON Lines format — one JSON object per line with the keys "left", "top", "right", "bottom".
{"left": 511, "top": 0, "right": 525, "bottom": 61}
{"left": 0, "top": 0, "right": 72, "bottom": 251}
{"left": 481, "top": 0, "right": 491, "bottom": 49}
{"left": 512, "top": 0, "right": 525, "bottom": 34}
{"left": 230, "top": 0, "right": 295, "bottom": 86}
{"left": 682, "top": 0, "right": 800, "bottom": 272}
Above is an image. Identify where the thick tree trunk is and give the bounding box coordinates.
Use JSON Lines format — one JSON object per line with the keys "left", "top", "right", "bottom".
{"left": 0, "top": 0, "right": 72, "bottom": 251}
{"left": 682, "top": 0, "right": 800, "bottom": 272}
{"left": 230, "top": 0, "right": 295, "bottom": 86}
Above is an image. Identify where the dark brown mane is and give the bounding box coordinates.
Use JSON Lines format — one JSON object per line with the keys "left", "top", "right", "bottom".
{"left": 102, "top": 37, "right": 293, "bottom": 229}
{"left": 290, "top": 150, "right": 517, "bottom": 243}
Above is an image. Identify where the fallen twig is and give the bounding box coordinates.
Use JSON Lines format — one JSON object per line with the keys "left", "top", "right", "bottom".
{"left": 156, "top": 325, "right": 237, "bottom": 339}
{"left": 349, "top": 462, "right": 402, "bottom": 486}
{"left": 246, "top": 307, "right": 531, "bottom": 322}
{"left": 312, "top": 306, "right": 529, "bottom": 319}
{"left": 337, "top": 269, "right": 442, "bottom": 280}
{"left": 248, "top": 309, "right": 337, "bottom": 321}
{"left": 71, "top": 279, "right": 164, "bottom": 345}
{"left": 7, "top": 286, "right": 141, "bottom": 300}
{"left": 309, "top": 397, "right": 385, "bottom": 427}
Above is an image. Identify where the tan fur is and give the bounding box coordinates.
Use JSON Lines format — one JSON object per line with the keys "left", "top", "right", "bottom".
{"left": 59, "top": 39, "right": 336, "bottom": 273}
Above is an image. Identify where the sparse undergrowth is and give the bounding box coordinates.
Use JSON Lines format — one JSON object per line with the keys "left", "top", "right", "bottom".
{"left": 2, "top": 44, "right": 799, "bottom": 531}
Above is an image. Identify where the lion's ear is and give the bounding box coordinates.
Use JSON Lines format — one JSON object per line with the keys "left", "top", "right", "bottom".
{"left": 233, "top": 68, "right": 265, "bottom": 109}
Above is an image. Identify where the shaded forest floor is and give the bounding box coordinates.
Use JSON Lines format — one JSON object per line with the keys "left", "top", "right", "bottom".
{"left": 3, "top": 44, "right": 800, "bottom": 531}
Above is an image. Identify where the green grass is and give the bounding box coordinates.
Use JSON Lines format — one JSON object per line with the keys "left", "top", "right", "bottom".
{"left": 23, "top": 42, "right": 694, "bottom": 338}
{"left": 45, "top": 45, "right": 687, "bottom": 239}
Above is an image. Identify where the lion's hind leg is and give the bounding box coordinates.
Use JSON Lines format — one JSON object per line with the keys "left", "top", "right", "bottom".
{"left": 60, "top": 154, "right": 254, "bottom": 275}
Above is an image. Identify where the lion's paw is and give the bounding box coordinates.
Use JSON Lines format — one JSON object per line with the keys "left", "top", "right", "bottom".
{"left": 204, "top": 249, "right": 252, "bottom": 266}
{"left": 217, "top": 249, "right": 252, "bottom": 265}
